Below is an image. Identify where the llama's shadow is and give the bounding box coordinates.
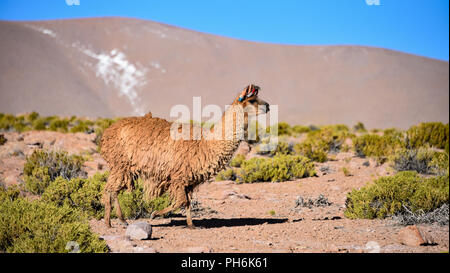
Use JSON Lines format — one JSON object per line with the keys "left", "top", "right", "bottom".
{"left": 153, "top": 217, "right": 291, "bottom": 229}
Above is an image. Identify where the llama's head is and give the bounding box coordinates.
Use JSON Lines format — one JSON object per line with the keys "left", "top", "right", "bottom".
{"left": 232, "top": 84, "right": 270, "bottom": 116}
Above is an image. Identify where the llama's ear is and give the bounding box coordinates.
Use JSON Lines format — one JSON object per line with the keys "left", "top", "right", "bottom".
{"left": 238, "top": 84, "right": 258, "bottom": 102}
{"left": 238, "top": 86, "right": 250, "bottom": 102}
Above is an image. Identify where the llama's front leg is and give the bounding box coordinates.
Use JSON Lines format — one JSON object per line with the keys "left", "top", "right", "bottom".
{"left": 112, "top": 192, "right": 128, "bottom": 227}
{"left": 185, "top": 191, "right": 195, "bottom": 229}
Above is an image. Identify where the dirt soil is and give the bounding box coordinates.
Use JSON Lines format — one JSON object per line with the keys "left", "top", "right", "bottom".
{"left": 1, "top": 131, "right": 448, "bottom": 253}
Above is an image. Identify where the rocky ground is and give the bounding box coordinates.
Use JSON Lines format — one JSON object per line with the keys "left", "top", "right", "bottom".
{"left": 1, "top": 131, "right": 448, "bottom": 253}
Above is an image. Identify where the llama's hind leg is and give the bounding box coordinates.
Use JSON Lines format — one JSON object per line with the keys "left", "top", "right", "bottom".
{"left": 185, "top": 190, "right": 194, "bottom": 229}
{"left": 112, "top": 192, "right": 128, "bottom": 227}
{"left": 150, "top": 184, "right": 189, "bottom": 225}
{"left": 102, "top": 169, "right": 127, "bottom": 228}
{"left": 103, "top": 191, "right": 112, "bottom": 228}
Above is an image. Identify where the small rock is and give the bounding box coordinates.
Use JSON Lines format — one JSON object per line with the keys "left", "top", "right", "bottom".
{"left": 362, "top": 161, "right": 370, "bottom": 167}
{"left": 398, "top": 225, "right": 435, "bottom": 246}
{"left": 126, "top": 221, "right": 152, "bottom": 240}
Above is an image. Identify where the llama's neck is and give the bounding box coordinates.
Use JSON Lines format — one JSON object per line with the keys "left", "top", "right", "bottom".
{"left": 210, "top": 105, "right": 246, "bottom": 145}
{"left": 202, "top": 105, "right": 247, "bottom": 171}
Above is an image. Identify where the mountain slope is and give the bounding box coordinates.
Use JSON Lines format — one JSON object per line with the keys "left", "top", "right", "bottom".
{"left": 0, "top": 17, "right": 448, "bottom": 128}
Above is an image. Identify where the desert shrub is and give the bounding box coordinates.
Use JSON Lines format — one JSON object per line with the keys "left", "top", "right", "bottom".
{"left": 70, "top": 119, "right": 94, "bottom": 133}
{"left": 353, "top": 122, "right": 367, "bottom": 133}
{"left": 344, "top": 171, "right": 449, "bottom": 219}
{"left": 215, "top": 168, "right": 236, "bottom": 181}
{"left": 293, "top": 141, "right": 328, "bottom": 163}
{"left": 271, "top": 141, "right": 294, "bottom": 156}
{"left": 292, "top": 126, "right": 351, "bottom": 162}
{"left": 391, "top": 148, "right": 439, "bottom": 174}
{"left": 341, "top": 167, "right": 352, "bottom": 176}
{"left": 292, "top": 125, "right": 311, "bottom": 134}
{"left": 32, "top": 117, "right": 48, "bottom": 130}
{"left": 294, "top": 194, "right": 332, "bottom": 209}
{"left": 271, "top": 122, "right": 292, "bottom": 136}
{"left": 308, "top": 126, "right": 350, "bottom": 153}
{"left": 406, "top": 122, "right": 449, "bottom": 150}
{"left": 0, "top": 188, "right": 107, "bottom": 253}
{"left": 49, "top": 118, "right": 69, "bottom": 133}
{"left": 41, "top": 173, "right": 107, "bottom": 219}
{"left": 230, "top": 154, "right": 246, "bottom": 167}
{"left": 392, "top": 203, "right": 449, "bottom": 226}
{"left": 0, "top": 134, "right": 6, "bottom": 146}
{"left": 0, "top": 185, "right": 20, "bottom": 201}
{"left": 25, "top": 111, "right": 40, "bottom": 123}
{"left": 12, "top": 116, "right": 29, "bottom": 132}
{"left": 383, "top": 128, "right": 404, "bottom": 139}
{"left": 235, "top": 154, "right": 316, "bottom": 183}
{"left": 23, "top": 149, "right": 87, "bottom": 195}
{"left": 353, "top": 133, "right": 405, "bottom": 163}
{"left": 0, "top": 114, "right": 16, "bottom": 131}
{"left": 42, "top": 172, "right": 171, "bottom": 220}
{"left": 118, "top": 178, "right": 171, "bottom": 219}
{"left": 429, "top": 152, "right": 449, "bottom": 176}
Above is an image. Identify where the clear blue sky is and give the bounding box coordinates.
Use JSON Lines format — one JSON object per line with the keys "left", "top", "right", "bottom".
{"left": 0, "top": 0, "right": 448, "bottom": 61}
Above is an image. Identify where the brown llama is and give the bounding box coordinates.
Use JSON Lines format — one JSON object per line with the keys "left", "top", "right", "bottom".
{"left": 100, "top": 84, "right": 270, "bottom": 228}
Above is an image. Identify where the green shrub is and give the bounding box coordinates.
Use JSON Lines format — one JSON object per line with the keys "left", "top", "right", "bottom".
{"left": 353, "top": 133, "right": 405, "bottom": 163}
{"left": 70, "top": 119, "right": 93, "bottom": 133}
{"left": 429, "top": 152, "right": 449, "bottom": 176}
{"left": 49, "top": 118, "right": 69, "bottom": 133}
{"left": 292, "top": 125, "right": 311, "bottom": 134}
{"left": 235, "top": 154, "right": 316, "bottom": 183}
{"left": 406, "top": 122, "right": 449, "bottom": 150}
{"left": 215, "top": 168, "right": 236, "bottom": 181}
{"left": 391, "top": 148, "right": 443, "bottom": 174}
{"left": 230, "top": 154, "right": 246, "bottom": 167}
{"left": 273, "top": 122, "right": 292, "bottom": 136}
{"left": 344, "top": 171, "right": 449, "bottom": 219}
{"left": 0, "top": 188, "right": 108, "bottom": 253}
{"left": 307, "top": 126, "right": 350, "bottom": 153}
{"left": 271, "top": 141, "right": 294, "bottom": 156}
{"left": 383, "top": 128, "right": 404, "bottom": 139}
{"left": 0, "top": 114, "right": 15, "bottom": 131}
{"left": 42, "top": 172, "right": 171, "bottom": 220}
{"left": 292, "top": 126, "right": 351, "bottom": 162}
{"left": 0, "top": 134, "right": 6, "bottom": 146}
{"left": 23, "top": 150, "right": 86, "bottom": 195}
{"left": 32, "top": 117, "right": 48, "bottom": 130}
{"left": 293, "top": 141, "right": 328, "bottom": 163}
{"left": 342, "top": 167, "right": 352, "bottom": 177}
{"left": 118, "top": 178, "right": 171, "bottom": 219}
{"left": 25, "top": 111, "right": 40, "bottom": 123}
{"left": 41, "top": 173, "right": 107, "bottom": 219}
{"left": 353, "top": 122, "right": 367, "bottom": 133}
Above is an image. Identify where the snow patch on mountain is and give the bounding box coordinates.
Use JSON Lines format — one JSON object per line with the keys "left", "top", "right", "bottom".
{"left": 80, "top": 48, "right": 148, "bottom": 115}
{"left": 25, "top": 24, "right": 57, "bottom": 38}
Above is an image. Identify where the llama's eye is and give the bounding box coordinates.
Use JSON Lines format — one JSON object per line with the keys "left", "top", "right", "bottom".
{"left": 248, "top": 99, "right": 256, "bottom": 103}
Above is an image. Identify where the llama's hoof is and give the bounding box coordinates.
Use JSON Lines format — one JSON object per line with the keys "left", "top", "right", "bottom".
{"left": 105, "top": 223, "right": 112, "bottom": 229}
{"left": 186, "top": 224, "right": 196, "bottom": 229}
{"left": 150, "top": 211, "right": 157, "bottom": 220}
